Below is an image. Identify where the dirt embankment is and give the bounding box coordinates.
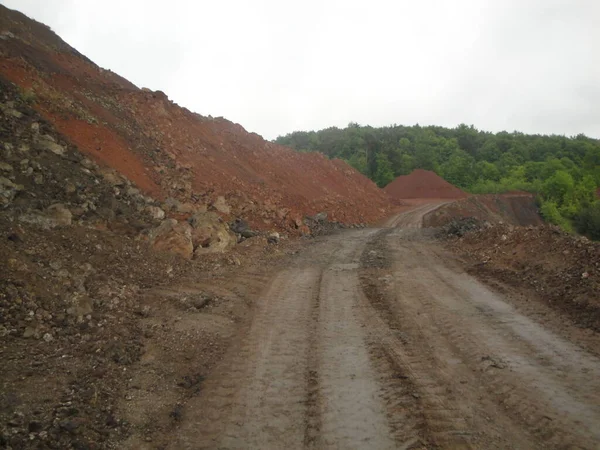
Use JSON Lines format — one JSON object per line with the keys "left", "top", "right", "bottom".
{"left": 0, "top": 75, "right": 306, "bottom": 448}
{"left": 0, "top": 5, "right": 391, "bottom": 232}
{"left": 424, "top": 192, "right": 543, "bottom": 228}
{"left": 443, "top": 224, "right": 600, "bottom": 331}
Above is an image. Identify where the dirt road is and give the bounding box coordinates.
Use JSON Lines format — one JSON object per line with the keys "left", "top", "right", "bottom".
{"left": 164, "top": 205, "right": 600, "bottom": 449}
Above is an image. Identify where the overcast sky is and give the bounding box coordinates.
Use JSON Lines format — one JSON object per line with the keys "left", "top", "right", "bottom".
{"left": 3, "top": 0, "right": 599, "bottom": 140}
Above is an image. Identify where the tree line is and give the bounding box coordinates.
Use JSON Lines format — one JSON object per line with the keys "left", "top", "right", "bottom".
{"left": 275, "top": 123, "right": 600, "bottom": 239}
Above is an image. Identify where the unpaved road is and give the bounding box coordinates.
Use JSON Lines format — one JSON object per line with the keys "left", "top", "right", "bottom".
{"left": 166, "top": 205, "right": 600, "bottom": 449}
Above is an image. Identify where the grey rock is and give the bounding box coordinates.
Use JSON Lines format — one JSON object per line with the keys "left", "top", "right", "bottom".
{"left": 80, "top": 158, "right": 97, "bottom": 170}
{"left": 145, "top": 205, "right": 165, "bottom": 220}
{"left": 313, "top": 212, "right": 328, "bottom": 223}
{"left": 0, "top": 176, "right": 23, "bottom": 207}
{"left": 230, "top": 218, "right": 256, "bottom": 238}
{"left": 23, "top": 326, "right": 37, "bottom": 339}
{"left": 35, "top": 135, "right": 66, "bottom": 156}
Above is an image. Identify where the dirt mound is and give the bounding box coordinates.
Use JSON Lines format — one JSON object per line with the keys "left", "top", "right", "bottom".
{"left": 423, "top": 193, "right": 543, "bottom": 228}
{"left": 446, "top": 223, "right": 600, "bottom": 331}
{"left": 384, "top": 169, "right": 469, "bottom": 201}
{"left": 0, "top": 5, "right": 391, "bottom": 233}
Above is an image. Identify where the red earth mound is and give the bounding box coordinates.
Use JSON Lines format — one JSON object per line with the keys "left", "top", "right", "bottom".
{"left": 384, "top": 169, "right": 469, "bottom": 200}
{"left": 0, "top": 5, "right": 391, "bottom": 232}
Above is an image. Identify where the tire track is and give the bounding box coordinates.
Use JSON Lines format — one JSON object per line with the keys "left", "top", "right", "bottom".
{"left": 316, "top": 263, "right": 396, "bottom": 449}
{"left": 303, "top": 270, "right": 322, "bottom": 448}
{"left": 361, "top": 230, "right": 532, "bottom": 448}
{"left": 169, "top": 229, "right": 397, "bottom": 449}
{"left": 370, "top": 228, "right": 600, "bottom": 449}
{"left": 169, "top": 268, "right": 320, "bottom": 449}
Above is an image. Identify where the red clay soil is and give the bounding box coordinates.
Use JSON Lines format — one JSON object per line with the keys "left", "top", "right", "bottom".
{"left": 384, "top": 169, "right": 469, "bottom": 201}
{"left": 0, "top": 5, "right": 391, "bottom": 231}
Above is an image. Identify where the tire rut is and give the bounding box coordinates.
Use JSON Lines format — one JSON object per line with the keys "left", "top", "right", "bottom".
{"left": 165, "top": 213, "right": 600, "bottom": 449}
{"left": 170, "top": 230, "right": 398, "bottom": 449}
{"left": 170, "top": 268, "right": 320, "bottom": 449}
{"left": 395, "top": 238, "right": 600, "bottom": 449}
{"left": 360, "top": 229, "right": 475, "bottom": 449}
{"left": 360, "top": 227, "right": 600, "bottom": 449}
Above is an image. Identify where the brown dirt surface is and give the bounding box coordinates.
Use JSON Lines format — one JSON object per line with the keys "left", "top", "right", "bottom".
{"left": 424, "top": 192, "right": 543, "bottom": 228}
{"left": 359, "top": 225, "right": 600, "bottom": 449}
{"left": 443, "top": 223, "right": 600, "bottom": 332}
{"left": 384, "top": 169, "right": 470, "bottom": 201}
{"left": 0, "top": 5, "right": 391, "bottom": 233}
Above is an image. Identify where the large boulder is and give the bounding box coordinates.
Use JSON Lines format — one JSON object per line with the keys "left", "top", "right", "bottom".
{"left": 188, "top": 212, "right": 236, "bottom": 257}
{"left": 149, "top": 219, "right": 194, "bottom": 259}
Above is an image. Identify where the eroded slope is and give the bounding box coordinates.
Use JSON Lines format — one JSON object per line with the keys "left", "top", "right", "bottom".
{"left": 0, "top": 5, "right": 391, "bottom": 232}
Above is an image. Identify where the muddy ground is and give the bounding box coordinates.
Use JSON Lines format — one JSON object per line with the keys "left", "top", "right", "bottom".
{"left": 3, "top": 199, "right": 600, "bottom": 450}
{"left": 95, "top": 206, "right": 599, "bottom": 450}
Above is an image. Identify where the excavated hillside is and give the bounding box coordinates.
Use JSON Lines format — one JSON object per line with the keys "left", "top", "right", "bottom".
{"left": 0, "top": 5, "right": 391, "bottom": 232}
{"left": 0, "top": 7, "right": 392, "bottom": 448}
{"left": 424, "top": 192, "right": 543, "bottom": 228}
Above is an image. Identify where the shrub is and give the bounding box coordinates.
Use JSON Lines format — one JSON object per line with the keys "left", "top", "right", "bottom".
{"left": 575, "top": 202, "right": 600, "bottom": 240}
{"left": 540, "top": 200, "right": 572, "bottom": 232}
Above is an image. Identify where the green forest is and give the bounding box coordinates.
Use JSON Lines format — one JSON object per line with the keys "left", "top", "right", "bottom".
{"left": 275, "top": 123, "right": 600, "bottom": 239}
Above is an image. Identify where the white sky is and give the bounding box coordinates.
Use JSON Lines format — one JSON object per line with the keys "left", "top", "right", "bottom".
{"left": 2, "top": 0, "right": 599, "bottom": 140}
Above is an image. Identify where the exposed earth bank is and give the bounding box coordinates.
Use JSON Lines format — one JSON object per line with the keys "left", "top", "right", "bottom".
{"left": 424, "top": 192, "right": 543, "bottom": 228}
{"left": 0, "top": 5, "right": 391, "bottom": 234}
{"left": 442, "top": 222, "right": 600, "bottom": 332}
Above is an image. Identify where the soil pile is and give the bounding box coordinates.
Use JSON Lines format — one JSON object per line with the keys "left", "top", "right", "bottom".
{"left": 445, "top": 224, "right": 600, "bottom": 331}
{"left": 0, "top": 5, "right": 391, "bottom": 233}
{"left": 0, "top": 74, "right": 306, "bottom": 448}
{"left": 384, "top": 169, "right": 469, "bottom": 201}
{"left": 424, "top": 193, "right": 542, "bottom": 228}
